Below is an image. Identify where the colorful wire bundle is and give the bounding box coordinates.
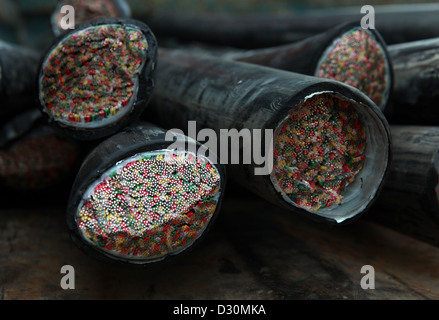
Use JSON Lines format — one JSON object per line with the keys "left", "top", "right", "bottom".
{"left": 76, "top": 150, "right": 221, "bottom": 262}
{"left": 63, "top": 121, "right": 227, "bottom": 265}
{"left": 272, "top": 93, "right": 367, "bottom": 212}
{"left": 37, "top": 19, "right": 157, "bottom": 140}
{"left": 315, "top": 27, "right": 391, "bottom": 108}
{"left": 40, "top": 24, "right": 147, "bottom": 126}
{"left": 228, "top": 23, "right": 392, "bottom": 110}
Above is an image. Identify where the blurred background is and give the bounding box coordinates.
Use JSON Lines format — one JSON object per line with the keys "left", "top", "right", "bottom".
{"left": 1, "top": 0, "right": 437, "bottom": 49}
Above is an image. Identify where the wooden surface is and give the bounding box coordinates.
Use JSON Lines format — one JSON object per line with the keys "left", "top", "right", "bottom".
{"left": 1, "top": 187, "right": 439, "bottom": 300}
